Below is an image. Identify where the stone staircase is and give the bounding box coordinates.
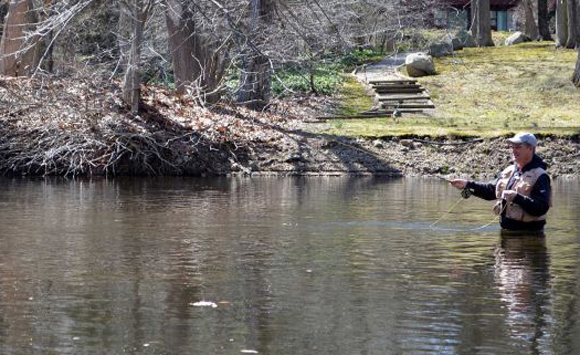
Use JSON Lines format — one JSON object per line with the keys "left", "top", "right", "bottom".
{"left": 370, "top": 78, "right": 435, "bottom": 115}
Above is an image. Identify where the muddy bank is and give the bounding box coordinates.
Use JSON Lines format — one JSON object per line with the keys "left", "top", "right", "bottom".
{"left": 1, "top": 76, "right": 577, "bottom": 179}
{"left": 255, "top": 133, "right": 580, "bottom": 179}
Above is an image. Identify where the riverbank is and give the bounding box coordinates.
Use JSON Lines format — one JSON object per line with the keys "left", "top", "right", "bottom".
{"left": 1, "top": 74, "right": 578, "bottom": 179}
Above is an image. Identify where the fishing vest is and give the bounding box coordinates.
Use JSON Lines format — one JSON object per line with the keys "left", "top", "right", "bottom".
{"left": 495, "top": 165, "right": 548, "bottom": 222}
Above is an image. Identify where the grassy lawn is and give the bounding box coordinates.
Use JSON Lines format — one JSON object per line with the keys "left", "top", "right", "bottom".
{"left": 320, "top": 41, "right": 580, "bottom": 138}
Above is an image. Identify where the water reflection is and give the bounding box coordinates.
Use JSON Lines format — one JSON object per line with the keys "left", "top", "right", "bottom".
{"left": 494, "top": 233, "right": 551, "bottom": 354}
{"left": 0, "top": 177, "right": 579, "bottom": 355}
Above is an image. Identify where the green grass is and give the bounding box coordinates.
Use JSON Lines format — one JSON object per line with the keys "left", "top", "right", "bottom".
{"left": 337, "top": 75, "right": 375, "bottom": 116}
{"left": 319, "top": 41, "right": 580, "bottom": 138}
{"left": 272, "top": 63, "right": 345, "bottom": 96}
{"left": 270, "top": 49, "right": 386, "bottom": 96}
{"left": 340, "top": 48, "right": 386, "bottom": 69}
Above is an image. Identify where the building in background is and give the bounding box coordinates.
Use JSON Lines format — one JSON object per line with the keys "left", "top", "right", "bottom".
{"left": 436, "top": 0, "right": 520, "bottom": 31}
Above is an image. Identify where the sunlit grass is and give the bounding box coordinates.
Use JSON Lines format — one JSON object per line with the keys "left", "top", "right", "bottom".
{"left": 320, "top": 41, "right": 580, "bottom": 138}
{"left": 337, "top": 75, "right": 375, "bottom": 116}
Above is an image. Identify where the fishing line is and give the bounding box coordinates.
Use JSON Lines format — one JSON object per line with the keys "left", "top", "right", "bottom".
{"left": 288, "top": 135, "right": 507, "bottom": 232}
{"left": 429, "top": 191, "right": 507, "bottom": 232}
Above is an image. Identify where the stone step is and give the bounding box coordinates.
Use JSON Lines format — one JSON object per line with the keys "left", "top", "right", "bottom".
{"left": 381, "top": 101, "right": 435, "bottom": 109}
{"left": 368, "top": 79, "right": 417, "bottom": 85}
{"left": 372, "top": 84, "right": 422, "bottom": 90}
{"left": 374, "top": 87, "right": 424, "bottom": 94}
{"left": 377, "top": 95, "right": 431, "bottom": 102}
{"left": 316, "top": 109, "right": 425, "bottom": 119}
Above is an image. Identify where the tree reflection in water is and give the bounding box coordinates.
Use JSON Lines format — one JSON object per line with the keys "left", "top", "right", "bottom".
{"left": 494, "top": 232, "right": 551, "bottom": 354}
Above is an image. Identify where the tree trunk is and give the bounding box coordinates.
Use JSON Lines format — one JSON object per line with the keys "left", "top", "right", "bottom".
{"left": 40, "top": 0, "right": 55, "bottom": 73}
{"left": 537, "top": 0, "right": 553, "bottom": 40}
{"left": 116, "top": 4, "right": 131, "bottom": 72}
{"left": 472, "top": 0, "right": 494, "bottom": 47}
{"left": 165, "top": 0, "right": 200, "bottom": 95}
{"left": 523, "top": 0, "right": 540, "bottom": 40}
{"left": 122, "top": 0, "right": 151, "bottom": 113}
{"left": 0, "top": 3, "right": 8, "bottom": 32}
{"left": 0, "top": 0, "right": 41, "bottom": 76}
{"left": 573, "top": 49, "right": 580, "bottom": 87}
{"left": 471, "top": 6, "right": 478, "bottom": 39}
{"left": 237, "top": 0, "right": 275, "bottom": 109}
{"left": 566, "top": 0, "right": 579, "bottom": 48}
{"left": 41, "top": 29, "right": 54, "bottom": 73}
{"left": 165, "top": 0, "right": 227, "bottom": 102}
{"left": 556, "top": 0, "right": 569, "bottom": 47}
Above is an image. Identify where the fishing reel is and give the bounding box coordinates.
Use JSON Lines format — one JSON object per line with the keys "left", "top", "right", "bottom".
{"left": 461, "top": 188, "right": 472, "bottom": 199}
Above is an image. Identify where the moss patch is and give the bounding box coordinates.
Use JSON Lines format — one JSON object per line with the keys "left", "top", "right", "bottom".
{"left": 336, "top": 75, "right": 375, "bottom": 116}
{"left": 320, "top": 42, "right": 580, "bottom": 138}
{"left": 423, "top": 42, "right": 579, "bottom": 127}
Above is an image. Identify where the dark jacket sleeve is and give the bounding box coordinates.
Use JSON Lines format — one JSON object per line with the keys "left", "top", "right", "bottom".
{"left": 512, "top": 174, "right": 551, "bottom": 216}
{"left": 466, "top": 179, "right": 498, "bottom": 201}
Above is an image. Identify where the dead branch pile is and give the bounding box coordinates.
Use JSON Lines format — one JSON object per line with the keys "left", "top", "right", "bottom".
{"left": 0, "top": 74, "right": 322, "bottom": 177}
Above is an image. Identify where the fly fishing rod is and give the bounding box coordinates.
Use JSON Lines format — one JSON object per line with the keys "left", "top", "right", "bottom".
{"left": 429, "top": 177, "right": 501, "bottom": 231}
{"left": 436, "top": 176, "right": 472, "bottom": 198}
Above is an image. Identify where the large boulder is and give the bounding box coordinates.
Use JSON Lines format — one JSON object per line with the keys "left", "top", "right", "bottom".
{"left": 405, "top": 52, "right": 436, "bottom": 77}
{"left": 505, "top": 31, "right": 530, "bottom": 46}
{"left": 428, "top": 41, "right": 454, "bottom": 57}
{"left": 456, "top": 30, "right": 477, "bottom": 48}
{"left": 444, "top": 35, "right": 464, "bottom": 51}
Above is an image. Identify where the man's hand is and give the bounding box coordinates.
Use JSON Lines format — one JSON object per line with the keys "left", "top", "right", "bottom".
{"left": 501, "top": 190, "right": 518, "bottom": 203}
{"left": 449, "top": 179, "right": 467, "bottom": 190}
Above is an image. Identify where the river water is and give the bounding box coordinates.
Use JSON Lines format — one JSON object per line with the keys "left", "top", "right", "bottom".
{"left": 0, "top": 177, "right": 579, "bottom": 355}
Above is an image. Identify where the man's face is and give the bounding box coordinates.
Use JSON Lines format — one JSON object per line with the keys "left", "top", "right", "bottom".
{"left": 509, "top": 142, "right": 534, "bottom": 165}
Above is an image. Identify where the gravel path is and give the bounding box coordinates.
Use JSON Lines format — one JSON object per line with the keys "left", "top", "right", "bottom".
{"left": 354, "top": 52, "right": 416, "bottom": 83}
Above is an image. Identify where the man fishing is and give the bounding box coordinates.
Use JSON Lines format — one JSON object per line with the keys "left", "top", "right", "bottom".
{"left": 449, "top": 133, "right": 551, "bottom": 232}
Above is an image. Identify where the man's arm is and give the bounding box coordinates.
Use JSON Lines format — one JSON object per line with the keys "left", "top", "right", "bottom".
{"left": 466, "top": 179, "right": 498, "bottom": 201}
{"left": 512, "top": 174, "right": 551, "bottom": 216}
{"left": 450, "top": 178, "right": 498, "bottom": 200}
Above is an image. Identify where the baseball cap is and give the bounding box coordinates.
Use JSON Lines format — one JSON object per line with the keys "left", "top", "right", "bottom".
{"left": 508, "top": 132, "right": 537, "bottom": 147}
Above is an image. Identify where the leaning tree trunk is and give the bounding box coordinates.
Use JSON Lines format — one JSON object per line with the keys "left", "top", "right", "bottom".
{"left": 165, "top": 0, "right": 228, "bottom": 102}
{"left": 537, "top": 0, "right": 553, "bottom": 40}
{"left": 472, "top": 0, "right": 494, "bottom": 47}
{"left": 523, "top": 0, "right": 540, "bottom": 40}
{"left": 556, "top": 0, "right": 569, "bottom": 47}
{"left": 237, "top": 0, "right": 275, "bottom": 110}
{"left": 573, "top": 49, "right": 580, "bottom": 87}
{"left": 566, "top": 0, "right": 580, "bottom": 48}
{"left": 122, "top": 0, "right": 151, "bottom": 113}
{"left": 0, "top": 0, "right": 41, "bottom": 76}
